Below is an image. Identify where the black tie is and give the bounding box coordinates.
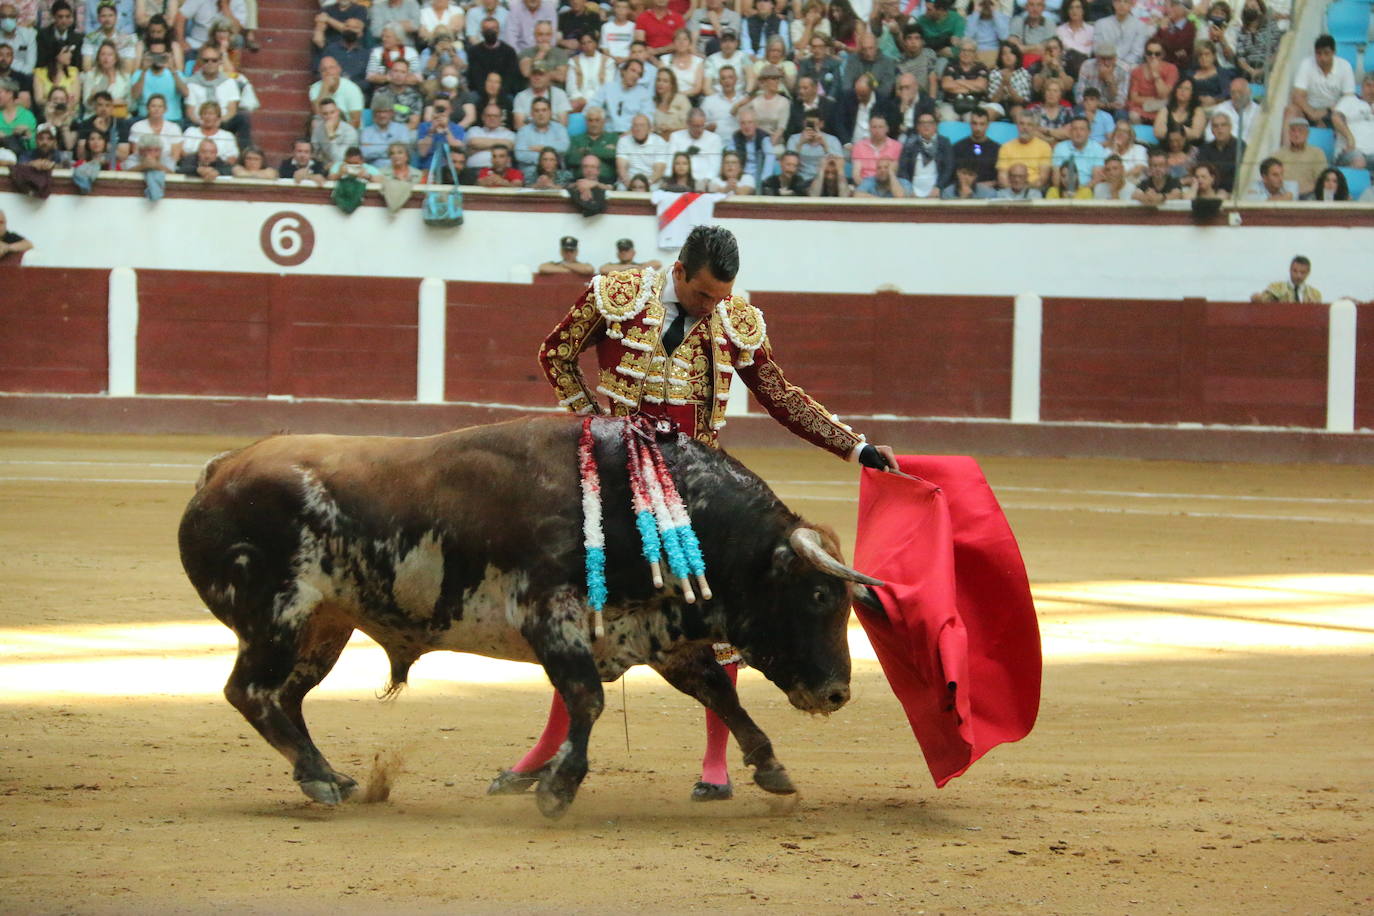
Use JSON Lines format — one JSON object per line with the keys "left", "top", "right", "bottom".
{"left": 662, "top": 310, "right": 687, "bottom": 354}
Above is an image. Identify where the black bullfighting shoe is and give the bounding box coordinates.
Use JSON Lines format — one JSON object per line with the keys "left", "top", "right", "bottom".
{"left": 690, "top": 780, "right": 734, "bottom": 802}
{"left": 486, "top": 765, "right": 549, "bottom": 795}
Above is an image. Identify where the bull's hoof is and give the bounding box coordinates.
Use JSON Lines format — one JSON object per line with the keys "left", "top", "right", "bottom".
{"left": 333, "top": 772, "right": 359, "bottom": 800}
{"left": 752, "top": 766, "right": 797, "bottom": 796}
{"left": 690, "top": 780, "right": 734, "bottom": 802}
{"left": 535, "top": 786, "right": 572, "bottom": 819}
{"left": 486, "top": 765, "right": 547, "bottom": 796}
{"left": 299, "top": 778, "right": 344, "bottom": 805}
{"left": 535, "top": 765, "right": 581, "bottom": 819}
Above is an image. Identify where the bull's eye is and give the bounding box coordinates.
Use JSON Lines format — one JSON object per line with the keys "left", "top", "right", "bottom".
{"left": 812, "top": 587, "right": 826, "bottom": 603}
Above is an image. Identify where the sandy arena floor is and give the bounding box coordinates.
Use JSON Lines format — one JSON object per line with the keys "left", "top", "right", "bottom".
{"left": 0, "top": 431, "right": 1370, "bottom": 915}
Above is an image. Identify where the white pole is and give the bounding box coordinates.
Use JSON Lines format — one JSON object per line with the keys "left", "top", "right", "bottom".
{"left": 1011, "top": 292, "right": 1042, "bottom": 424}
{"left": 107, "top": 267, "right": 138, "bottom": 397}
{"left": 1326, "top": 298, "right": 1357, "bottom": 433}
{"left": 417, "top": 278, "right": 447, "bottom": 404}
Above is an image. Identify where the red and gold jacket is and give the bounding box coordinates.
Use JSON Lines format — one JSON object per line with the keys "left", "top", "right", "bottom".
{"left": 537, "top": 267, "right": 865, "bottom": 459}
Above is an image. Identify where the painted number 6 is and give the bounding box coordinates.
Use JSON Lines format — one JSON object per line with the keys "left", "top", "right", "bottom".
{"left": 260, "top": 211, "right": 315, "bottom": 267}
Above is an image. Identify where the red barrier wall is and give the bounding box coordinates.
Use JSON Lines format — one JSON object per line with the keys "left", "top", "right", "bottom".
{"left": 1042, "top": 298, "right": 1329, "bottom": 428}
{"left": 754, "top": 291, "right": 1014, "bottom": 419}
{"left": 1357, "top": 302, "right": 1374, "bottom": 432}
{"left": 0, "top": 267, "right": 108, "bottom": 393}
{"left": 138, "top": 271, "right": 419, "bottom": 400}
{"left": 444, "top": 279, "right": 574, "bottom": 407}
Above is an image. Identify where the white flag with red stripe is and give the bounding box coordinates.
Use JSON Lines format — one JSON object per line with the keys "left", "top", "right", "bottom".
{"left": 652, "top": 190, "right": 728, "bottom": 250}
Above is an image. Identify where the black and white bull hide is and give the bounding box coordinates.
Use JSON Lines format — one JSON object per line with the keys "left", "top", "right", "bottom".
{"left": 178, "top": 416, "right": 881, "bottom": 818}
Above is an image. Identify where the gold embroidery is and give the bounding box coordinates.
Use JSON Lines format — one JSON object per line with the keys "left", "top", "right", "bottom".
{"left": 717, "top": 297, "right": 766, "bottom": 366}
{"left": 743, "top": 339, "right": 862, "bottom": 457}
{"left": 538, "top": 294, "right": 604, "bottom": 411}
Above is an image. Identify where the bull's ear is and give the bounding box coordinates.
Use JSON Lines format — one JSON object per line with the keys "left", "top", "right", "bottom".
{"left": 850, "top": 583, "right": 884, "bottom": 614}
{"left": 771, "top": 542, "right": 800, "bottom": 577}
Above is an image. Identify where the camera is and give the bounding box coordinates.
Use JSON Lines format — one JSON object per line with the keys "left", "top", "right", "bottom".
{"left": 54, "top": 103, "right": 67, "bottom": 111}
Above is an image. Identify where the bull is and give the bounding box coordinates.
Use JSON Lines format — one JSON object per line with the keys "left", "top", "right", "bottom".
{"left": 178, "top": 416, "right": 881, "bottom": 818}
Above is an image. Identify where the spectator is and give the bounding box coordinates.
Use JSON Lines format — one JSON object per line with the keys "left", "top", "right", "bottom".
{"left": 1055, "top": 0, "right": 1094, "bottom": 72}
{"left": 799, "top": 33, "right": 842, "bottom": 99}
{"left": 760, "top": 148, "right": 807, "bottom": 195}
{"left": 20, "top": 123, "right": 69, "bottom": 166}
{"left": 591, "top": 59, "right": 652, "bottom": 132}
{"left": 367, "top": 25, "right": 421, "bottom": 90}
{"left": 888, "top": 71, "right": 936, "bottom": 140}
{"left": 419, "top": 0, "right": 463, "bottom": 45}
{"left": 1250, "top": 255, "right": 1320, "bottom": 303}
{"left": 1288, "top": 34, "right": 1355, "bottom": 128}
{"left": 834, "top": 73, "right": 884, "bottom": 145}
{"left": 1189, "top": 41, "right": 1230, "bottom": 108}
{"left": 649, "top": 64, "right": 688, "bottom": 138}
{"left": 1195, "top": 111, "right": 1241, "bottom": 191}
{"left": 371, "top": 59, "right": 424, "bottom": 128}
{"left": 893, "top": 27, "right": 937, "bottom": 101}
{"left": 730, "top": 106, "right": 774, "bottom": 185}
{"left": 1044, "top": 160, "right": 1090, "bottom": 198}
{"left": 176, "top": 136, "right": 229, "bottom": 180}
{"left": 1199, "top": 2, "right": 1236, "bottom": 74}
{"left": 311, "top": 97, "right": 359, "bottom": 167}
{"left": 360, "top": 102, "right": 413, "bottom": 166}
{"left": 856, "top": 155, "right": 912, "bottom": 197}
{"left": 1150, "top": 0, "right": 1194, "bottom": 71}
{"left": 231, "top": 145, "right": 276, "bottom": 179}
{"left": 997, "top": 110, "right": 1053, "bottom": 187}
{"left": 688, "top": 0, "right": 737, "bottom": 57}
{"left": 986, "top": 40, "right": 1031, "bottom": 121}
{"left": 279, "top": 138, "right": 326, "bottom": 185}
{"left": 310, "top": 57, "right": 365, "bottom": 128}
{"left": 177, "top": 0, "right": 240, "bottom": 55}
{"left": 82, "top": 40, "right": 128, "bottom": 115}
{"left": 184, "top": 43, "right": 246, "bottom": 141}
{"left": 751, "top": 35, "right": 794, "bottom": 97}
{"left": 470, "top": 71, "right": 514, "bottom": 128}
{"left": 634, "top": 0, "right": 683, "bottom": 57}
{"left": 740, "top": 0, "right": 786, "bottom": 57}
{"left": 518, "top": 20, "right": 568, "bottom": 85}
{"left": 1076, "top": 87, "right": 1115, "bottom": 143}
{"left": 843, "top": 29, "right": 897, "bottom": 100}
{"left": 1052, "top": 115, "right": 1108, "bottom": 187}
{"left": 513, "top": 95, "right": 567, "bottom": 167}
{"left": 786, "top": 112, "right": 842, "bottom": 181}
{"left": 465, "top": 100, "right": 515, "bottom": 168}
{"left": 566, "top": 150, "right": 612, "bottom": 210}
{"left": 1031, "top": 36, "right": 1075, "bottom": 102}
{"left": 1128, "top": 38, "right": 1177, "bottom": 123}
{"left": 1091, "top": 151, "right": 1134, "bottom": 198}
{"left": 826, "top": 0, "right": 862, "bottom": 53}
{"left": 952, "top": 107, "right": 1000, "bottom": 187}
{"left": 704, "top": 28, "right": 752, "bottom": 95}
{"left": 414, "top": 95, "right": 463, "bottom": 166}
{"left": 75, "top": 90, "right": 122, "bottom": 158}
{"left": 898, "top": 111, "right": 952, "bottom": 197}
{"left": 1206, "top": 76, "right": 1259, "bottom": 144}
{"left": 1008, "top": 0, "right": 1057, "bottom": 59}
{"left": 523, "top": 144, "right": 568, "bottom": 188}
{"left": 182, "top": 100, "right": 236, "bottom": 162}
{"left": 80, "top": 2, "right": 132, "bottom": 73}
{"left": 568, "top": 32, "right": 615, "bottom": 112}
{"left": 1153, "top": 76, "right": 1203, "bottom": 146}
{"left": 916, "top": 0, "right": 966, "bottom": 60}
{"left": 659, "top": 149, "right": 697, "bottom": 190}
{"left": 566, "top": 104, "right": 617, "bottom": 182}
{"left": 1184, "top": 160, "right": 1228, "bottom": 200}
{"left": 1273, "top": 117, "right": 1328, "bottom": 198}
{"left": 850, "top": 111, "right": 901, "bottom": 182}
{"left": 1233, "top": 0, "right": 1278, "bottom": 86}
{"left": 126, "top": 91, "right": 179, "bottom": 164}
{"left": 747, "top": 62, "right": 789, "bottom": 142}
{"left": 667, "top": 106, "right": 723, "bottom": 181}
{"left": 0, "top": 42, "right": 32, "bottom": 111}
{"left": 808, "top": 151, "right": 851, "bottom": 197}
{"left": 1144, "top": 142, "right": 1188, "bottom": 199}
{"left": 1029, "top": 77, "right": 1074, "bottom": 142}
{"left": 467, "top": 17, "right": 520, "bottom": 95}
{"left": 1244, "top": 156, "right": 1295, "bottom": 201}
{"left": 200, "top": 20, "right": 240, "bottom": 77}
{"left": 314, "top": 15, "right": 368, "bottom": 84}
{"left": 327, "top": 144, "right": 381, "bottom": 182}
{"left": 420, "top": 31, "right": 466, "bottom": 99}
{"left": 37, "top": 0, "right": 82, "bottom": 71}
{"left": 600, "top": 0, "right": 636, "bottom": 64}
{"left": 34, "top": 40, "right": 77, "bottom": 109}
{"left": 699, "top": 62, "right": 744, "bottom": 136}
{"left": 1307, "top": 167, "right": 1349, "bottom": 203}
{"left": 1333, "top": 73, "right": 1374, "bottom": 170}
{"left": 123, "top": 132, "right": 171, "bottom": 191}
{"left": 615, "top": 111, "right": 667, "bottom": 187}
{"left": 1076, "top": 41, "right": 1128, "bottom": 114}
{"left": 790, "top": 0, "right": 830, "bottom": 55}
{"left": 784, "top": 74, "right": 836, "bottom": 139}
{"left": 557, "top": 0, "right": 601, "bottom": 52}
{"left": 599, "top": 237, "right": 661, "bottom": 275}
{"left": 965, "top": 0, "right": 1009, "bottom": 64}
{"left": 1091, "top": 0, "right": 1148, "bottom": 69}
{"left": 996, "top": 161, "right": 1043, "bottom": 198}
{"left": 464, "top": 0, "right": 506, "bottom": 47}
{"left": 369, "top": 0, "right": 421, "bottom": 45}
{"left": 503, "top": 0, "right": 556, "bottom": 56}
{"left": 625, "top": 42, "right": 661, "bottom": 91}
{"left": 513, "top": 60, "right": 570, "bottom": 127}
{"left": 476, "top": 142, "right": 522, "bottom": 184}
{"left": 538, "top": 235, "right": 595, "bottom": 275}
{"left": 663, "top": 27, "right": 704, "bottom": 97}
{"left": 942, "top": 162, "right": 993, "bottom": 198}
{"left": 38, "top": 84, "right": 77, "bottom": 152}
{"left": 129, "top": 37, "right": 183, "bottom": 120}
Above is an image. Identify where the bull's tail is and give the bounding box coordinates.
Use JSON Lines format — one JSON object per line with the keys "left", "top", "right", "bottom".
{"left": 379, "top": 649, "right": 417, "bottom": 702}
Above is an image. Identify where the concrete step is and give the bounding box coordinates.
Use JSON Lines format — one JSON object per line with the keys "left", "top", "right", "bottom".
{"left": 257, "top": 7, "right": 319, "bottom": 30}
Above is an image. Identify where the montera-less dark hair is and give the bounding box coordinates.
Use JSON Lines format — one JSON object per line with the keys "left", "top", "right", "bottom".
{"left": 679, "top": 226, "right": 739, "bottom": 282}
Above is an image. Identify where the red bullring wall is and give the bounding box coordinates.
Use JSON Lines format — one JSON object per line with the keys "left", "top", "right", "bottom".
{"left": 0, "top": 267, "right": 109, "bottom": 394}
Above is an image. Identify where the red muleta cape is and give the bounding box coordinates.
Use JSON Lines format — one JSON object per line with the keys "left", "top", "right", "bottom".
{"left": 853, "top": 456, "right": 1041, "bottom": 787}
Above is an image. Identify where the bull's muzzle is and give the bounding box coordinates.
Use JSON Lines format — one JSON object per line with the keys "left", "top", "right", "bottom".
{"left": 786, "top": 680, "right": 851, "bottom": 715}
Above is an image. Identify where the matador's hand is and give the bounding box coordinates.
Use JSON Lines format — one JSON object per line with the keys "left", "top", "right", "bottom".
{"left": 859, "top": 444, "right": 897, "bottom": 471}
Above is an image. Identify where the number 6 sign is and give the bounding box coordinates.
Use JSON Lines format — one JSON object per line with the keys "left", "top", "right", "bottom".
{"left": 259, "top": 211, "right": 316, "bottom": 267}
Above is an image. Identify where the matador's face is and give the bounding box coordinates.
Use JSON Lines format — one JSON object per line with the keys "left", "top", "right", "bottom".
{"left": 673, "top": 262, "right": 734, "bottom": 318}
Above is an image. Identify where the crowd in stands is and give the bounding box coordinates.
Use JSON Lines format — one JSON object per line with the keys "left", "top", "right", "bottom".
{"left": 3, "top": 0, "right": 1371, "bottom": 203}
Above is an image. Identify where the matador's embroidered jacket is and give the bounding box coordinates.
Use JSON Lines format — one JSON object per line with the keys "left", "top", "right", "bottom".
{"left": 538, "top": 267, "right": 866, "bottom": 459}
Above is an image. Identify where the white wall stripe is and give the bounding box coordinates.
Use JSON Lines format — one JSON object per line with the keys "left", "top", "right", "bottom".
{"left": 1011, "top": 292, "right": 1042, "bottom": 423}
{"left": 107, "top": 267, "right": 138, "bottom": 397}
{"left": 417, "top": 277, "right": 447, "bottom": 405}
{"left": 1327, "top": 298, "right": 1357, "bottom": 434}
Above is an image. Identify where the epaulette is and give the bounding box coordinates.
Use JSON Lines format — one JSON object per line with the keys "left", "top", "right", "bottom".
{"left": 715, "top": 296, "right": 767, "bottom": 366}
{"left": 591, "top": 267, "right": 659, "bottom": 337}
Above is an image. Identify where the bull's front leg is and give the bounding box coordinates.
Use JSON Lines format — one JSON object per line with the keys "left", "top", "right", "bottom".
{"left": 652, "top": 644, "right": 797, "bottom": 796}
{"left": 523, "top": 592, "right": 605, "bottom": 819}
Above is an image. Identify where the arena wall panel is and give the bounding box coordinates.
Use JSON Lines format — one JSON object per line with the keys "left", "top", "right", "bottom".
{"left": 138, "top": 270, "right": 272, "bottom": 396}
{"left": 444, "top": 280, "right": 564, "bottom": 407}
{"left": 1356, "top": 303, "right": 1374, "bottom": 432}
{"left": 0, "top": 267, "right": 108, "bottom": 394}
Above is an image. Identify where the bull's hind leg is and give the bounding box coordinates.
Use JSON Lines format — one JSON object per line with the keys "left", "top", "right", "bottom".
{"left": 652, "top": 644, "right": 798, "bottom": 797}
{"left": 522, "top": 592, "right": 605, "bottom": 819}
{"left": 223, "top": 605, "right": 358, "bottom": 805}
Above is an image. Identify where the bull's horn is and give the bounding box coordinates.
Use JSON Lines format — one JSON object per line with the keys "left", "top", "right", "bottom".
{"left": 789, "top": 528, "right": 886, "bottom": 587}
